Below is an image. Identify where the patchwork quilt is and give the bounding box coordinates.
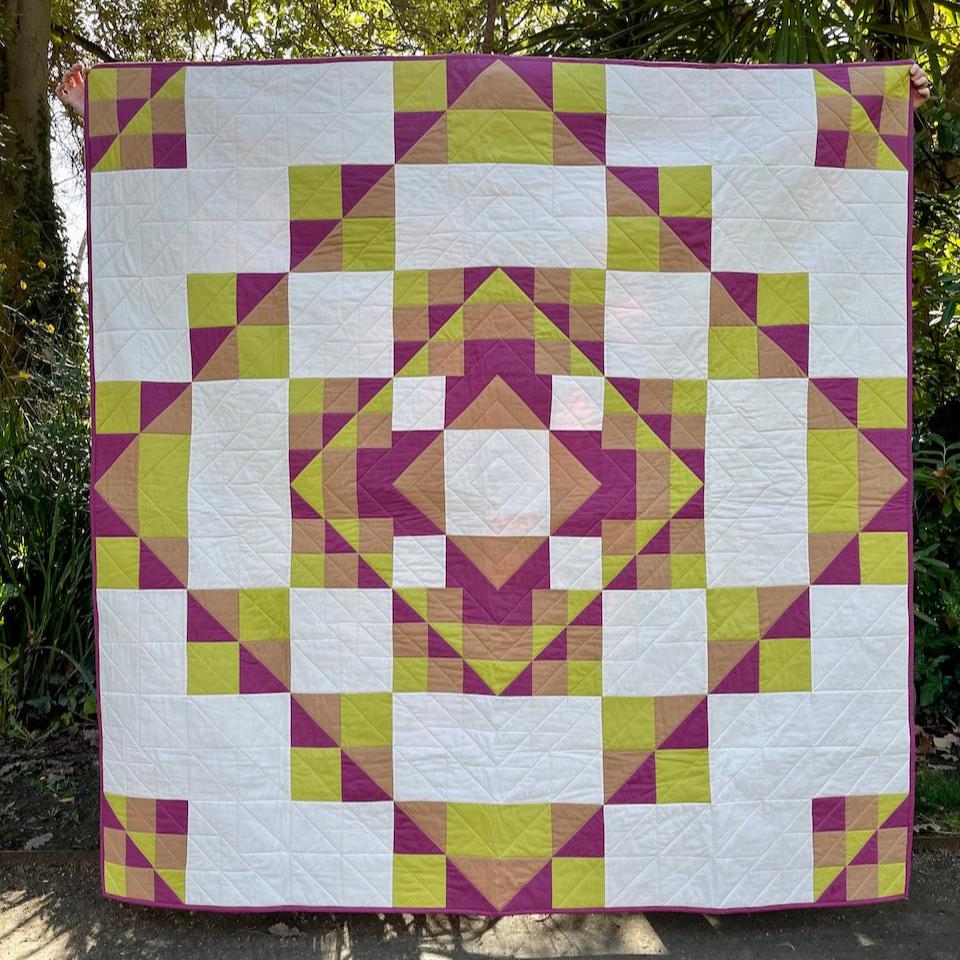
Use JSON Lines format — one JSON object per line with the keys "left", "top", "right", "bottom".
{"left": 86, "top": 56, "right": 914, "bottom": 913}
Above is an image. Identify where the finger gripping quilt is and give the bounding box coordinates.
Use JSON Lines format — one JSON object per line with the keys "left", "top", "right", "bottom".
{"left": 87, "top": 56, "right": 914, "bottom": 913}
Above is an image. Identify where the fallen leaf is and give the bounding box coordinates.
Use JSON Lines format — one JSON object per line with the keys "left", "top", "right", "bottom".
{"left": 23, "top": 832, "right": 53, "bottom": 851}
{"left": 268, "top": 922, "right": 300, "bottom": 939}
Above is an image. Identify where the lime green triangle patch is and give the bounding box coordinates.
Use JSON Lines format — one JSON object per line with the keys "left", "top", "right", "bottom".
{"left": 468, "top": 659, "right": 527, "bottom": 694}
{"left": 466, "top": 269, "right": 529, "bottom": 304}
{"left": 291, "top": 454, "right": 324, "bottom": 515}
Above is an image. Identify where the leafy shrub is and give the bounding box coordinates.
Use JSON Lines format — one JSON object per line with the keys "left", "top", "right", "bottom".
{"left": 0, "top": 252, "right": 93, "bottom": 736}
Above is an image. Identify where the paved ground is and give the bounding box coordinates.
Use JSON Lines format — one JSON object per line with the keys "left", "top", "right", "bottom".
{"left": 2, "top": 848, "right": 959, "bottom": 960}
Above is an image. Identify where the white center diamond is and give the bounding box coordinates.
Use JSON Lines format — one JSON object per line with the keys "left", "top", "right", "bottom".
{"left": 443, "top": 429, "right": 550, "bottom": 537}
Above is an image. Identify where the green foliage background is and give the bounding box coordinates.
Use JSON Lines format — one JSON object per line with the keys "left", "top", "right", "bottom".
{"left": 3, "top": 0, "right": 960, "bottom": 734}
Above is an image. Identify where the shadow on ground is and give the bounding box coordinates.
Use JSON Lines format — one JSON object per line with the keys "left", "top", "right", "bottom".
{"left": 2, "top": 849, "right": 959, "bottom": 960}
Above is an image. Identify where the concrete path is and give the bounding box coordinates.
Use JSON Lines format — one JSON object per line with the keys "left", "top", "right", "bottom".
{"left": 2, "top": 848, "right": 959, "bottom": 960}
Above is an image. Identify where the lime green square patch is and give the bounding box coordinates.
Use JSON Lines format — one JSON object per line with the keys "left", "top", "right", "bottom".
{"left": 289, "top": 165, "right": 342, "bottom": 220}
{"left": 608, "top": 217, "right": 659, "bottom": 271}
{"left": 237, "top": 325, "right": 289, "bottom": 379}
{"left": 858, "top": 378, "right": 907, "bottom": 429}
{"left": 394, "top": 270, "right": 429, "bottom": 306}
{"left": 393, "top": 854, "right": 445, "bottom": 908}
{"left": 394, "top": 60, "right": 447, "bottom": 112}
{"left": 187, "top": 642, "right": 239, "bottom": 695}
{"left": 447, "top": 802, "right": 499, "bottom": 857}
{"left": 878, "top": 862, "right": 906, "bottom": 897}
{"left": 187, "top": 273, "right": 237, "bottom": 329}
{"left": 570, "top": 268, "right": 606, "bottom": 305}
{"left": 448, "top": 110, "right": 553, "bottom": 164}
{"left": 707, "top": 588, "right": 759, "bottom": 641}
{"left": 394, "top": 657, "right": 428, "bottom": 692}
{"left": 659, "top": 166, "right": 711, "bottom": 218}
{"left": 88, "top": 67, "right": 118, "bottom": 102}
{"left": 568, "top": 660, "right": 602, "bottom": 696}
{"left": 808, "top": 429, "right": 859, "bottom": 533}
{"left": 341, "top": 693, "right": 392, "bottom": 747}
{"left": 290, "top": 747, "right": 341, "bottom": 801}
{"left": 96, "top": 381, "right": 141, "bottom": 434}
{"left": 103, "top": 861, "right": 126, "bottom": 896}
{"left": 552, "top": 857, "right": 604, "bottom": 908}
{"left": 447, "top": 803, "right": 552, "bottom": 858}
{"left": 860, "top": 532, "right": 908, "bottom": 584}
{"left": 655, "top": 749, "right": 711, "bottom": 803}
{"left": 884, "top": 66, "right": 910, "bottom": 100}
{"left": 760, "top": 639, "right": 811, "bottom": 693}
{"left": 709, "top": 327, "right": 758, "bottom": 379}
{"left": 671, "top": 553, "right": 706, "bottom": 588}
{"left": 97, "top": 537, "right": 140, "bottom": 589}
{"left": 138, "top": 434, "right": 189, "bottom": 538}
{"left": 673, "top": 379, "right": 707, "bottom": 414}
{"left": 602, "top": 697, "right": 655, "bottom": 750}
{"left": 553, "top": 62, "right": 605, "bottom": 113}
{"left": 291, "top": 554, "right": 325, "bottom": 587}
{"left": 757, "top": 273, "right": 809, "bottom": 326}
{"left": 342, "top": 218, "right": 395, "bottom": 271}
{"left": 239, "top": 588, "right": 290, "bottom": 641}
{"left": 289, "top": 378, "right": 325, "bottom": 414}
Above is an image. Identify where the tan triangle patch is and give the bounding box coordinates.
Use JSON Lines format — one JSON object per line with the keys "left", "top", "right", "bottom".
{"left": 550, "top": 436, "right": 600, "bottom": 530}
{"left": 858, "top": 433, "right": 907, "bottom": 528}
{"left": 242, "top": 639, "right": 290, "bottom": 689}
{"left": 710, "top": 276, "right": 754, "bottom": 327}
{"left": 709, "top": 640, "right": 756, "bottom": 690}
{"left": 142, "top": 387, "right": 191, "bottom": 434}
{"left": 659, "top": 219, "right": 707, "bottom": 272}
{"left": 142, "top": 537, "right": 188, "bottom": 585}
{"left": 758, "top": 586, "right": 807, "bottom": 637}
{"left": 808, "top": 383, "right": 855, "bottom": 429}
{"left": 242, "top": 277, "right": 288, "bottom": 326}
{"left": 449, "top": 375, "right": 543, "bottom": 430}
{"left": 451, "top": 60, "right": 548, "bottom": 110}
{"left": 293, "top": 693, "right": 340, "bottom": 741}
{"left": 462, "top": 623, "right": 532, "bottom": 661}
{"left": 603, "top": 750, "right": 651, "bottom": 802}
{"left": 344, "top": 746, "right": 393, "bottom": 797}
{"left": 347, "top": 168, "right": 395, "bottom": 219}
{"left": 463, "top": 302, "right": 534, "bottom": 340}
{"left": 394, "top": 434, "right": 445, "bottom": 529}
{"left": 190, "top": 589, "right": 240, "bottom": 638}
{"left": 606, "top": 170, "right": 657, "bottom": 217}
{"left": 451, "top": 856, "right": 548, "bottom": 910}
{"left": 95, "top": 438, "right": 139, "bottom": 531}
{"left": 401, "top": 114, "right": 448, "bottom": 164}
{"left": 809, "top": 532, "right": 858, "bottom": 582}
{"left": 654, "top": 694, "right": 702, "bottom": 747}
{"left": 758, "top": 329, "right": 805, "bottom": 378}
{"left": 551, "top": 804, "right": 600, "bottom": 855}
{"left": 398, "top": 801, "right": 447, "bottom": 852}
{"left": 553, "top": 117, "right": 598, "bottom": 165}
{"left": 450, "top": 536, "right": 544, "bottom": 590}
{"left": 293, "top": 222, "right": 343, "bottom": 273}
{"left": 195, "top": 328, "right": 238, "bottom": 381}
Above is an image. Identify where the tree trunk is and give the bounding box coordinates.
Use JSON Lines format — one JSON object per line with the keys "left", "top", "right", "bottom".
{"left": 0, "top": 0, "right": 69, "bottom": 398}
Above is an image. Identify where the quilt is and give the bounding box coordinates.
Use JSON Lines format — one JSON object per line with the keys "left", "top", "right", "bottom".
{"left": 86, "top": 55, "right": 914, "bottom": 913}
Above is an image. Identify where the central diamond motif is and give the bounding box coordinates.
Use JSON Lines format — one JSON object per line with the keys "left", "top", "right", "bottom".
{"left": 444, "top": 429, "right": 550, "bottom": 537}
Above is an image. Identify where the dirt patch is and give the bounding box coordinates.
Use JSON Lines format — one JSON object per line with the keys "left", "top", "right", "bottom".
{"left": 0, "top": 728, "right": 99, "bottom": 851}
{"left": 1, "top": 850, "right": 960, "bottom": 960}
